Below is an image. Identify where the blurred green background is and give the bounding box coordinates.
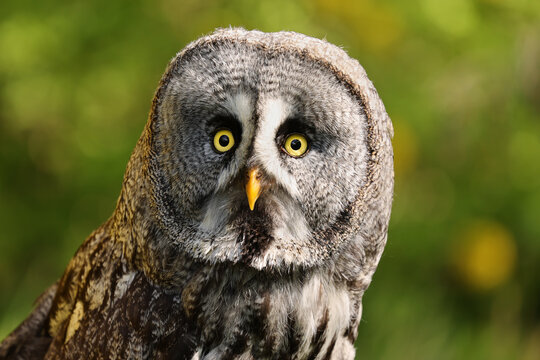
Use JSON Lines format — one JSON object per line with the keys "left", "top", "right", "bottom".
{"left": 1, "top": 0, "right": 539, "bottom": 358}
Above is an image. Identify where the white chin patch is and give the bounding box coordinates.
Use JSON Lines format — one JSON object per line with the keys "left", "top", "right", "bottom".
{"left": 271, "top": 192, "right": 311, "bottom": 245}
{"left": 197, "top": 189, "right": 313, "bottom": 269}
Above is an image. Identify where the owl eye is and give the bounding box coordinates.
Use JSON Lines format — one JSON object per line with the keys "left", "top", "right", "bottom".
{"left": 282, "top": 133, "right": 309, "bottom": 157}
{"left": 213, "top": 129, "right": 235, "bottom": 153}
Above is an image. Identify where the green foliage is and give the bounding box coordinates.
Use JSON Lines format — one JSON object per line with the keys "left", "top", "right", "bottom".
{"left": 1, "top": 0, "right": 539, "bottom": 358}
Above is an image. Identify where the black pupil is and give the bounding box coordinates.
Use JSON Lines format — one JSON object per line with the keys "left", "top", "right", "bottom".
{"left": 290, "top": 139, "right": 302, "bottom": 151}
{"left": 219, "top": 134, "right": 230, "bottom": 147}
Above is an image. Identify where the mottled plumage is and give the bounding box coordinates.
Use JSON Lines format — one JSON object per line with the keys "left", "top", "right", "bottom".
{"left": 0, "top": 28, "right": 393, "bottom": 359}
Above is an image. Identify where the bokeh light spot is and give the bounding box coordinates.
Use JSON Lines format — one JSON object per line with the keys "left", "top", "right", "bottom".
{"left": 451, "top": 220, "right": 517, "bottom": 292}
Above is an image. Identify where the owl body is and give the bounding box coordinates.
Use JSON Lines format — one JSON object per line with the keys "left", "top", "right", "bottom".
{"left": 0, "top": 28, "right": 393, "bottom": 360}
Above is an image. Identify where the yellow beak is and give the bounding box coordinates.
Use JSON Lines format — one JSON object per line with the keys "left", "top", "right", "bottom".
{"left": 246, "top": 168, "right": 262, "bottom": 211}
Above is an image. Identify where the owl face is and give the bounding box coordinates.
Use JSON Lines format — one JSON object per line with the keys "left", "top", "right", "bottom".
{"left": 148, "top": 36, "right": 371, "bottom": 271}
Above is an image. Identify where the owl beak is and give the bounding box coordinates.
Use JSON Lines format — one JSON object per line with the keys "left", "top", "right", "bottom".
{"left": 246, "top": 167, "right": 262, "bottom": 211}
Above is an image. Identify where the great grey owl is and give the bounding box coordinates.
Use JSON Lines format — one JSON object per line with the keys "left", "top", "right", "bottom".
{"left": 0, "top": 28, "right": 393, "bottom": 360}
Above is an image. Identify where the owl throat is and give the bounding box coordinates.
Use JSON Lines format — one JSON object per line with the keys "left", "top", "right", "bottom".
{"left": 233, "top": 208, "right": 275, "bottom": 265}
{"left": 182, "top": 262, "right": 360, "bottom": 360}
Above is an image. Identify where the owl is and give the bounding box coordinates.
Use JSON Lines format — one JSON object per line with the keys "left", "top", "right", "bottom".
{"left": 0, "top": 28, "right": 393, "bottom": 360}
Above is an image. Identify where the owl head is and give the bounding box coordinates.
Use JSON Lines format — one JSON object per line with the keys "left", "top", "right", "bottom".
{"left": 117, "top": 28, "right": 393, "bottom": 278}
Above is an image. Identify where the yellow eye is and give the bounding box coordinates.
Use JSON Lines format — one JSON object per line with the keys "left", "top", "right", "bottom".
{"left": 213, "top": 129, "right": 235, "bottom": 153}
{"left": 283, "top": 133, "right": 309, "bottom": 157}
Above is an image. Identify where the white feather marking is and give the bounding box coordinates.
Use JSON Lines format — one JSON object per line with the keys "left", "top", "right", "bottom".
{"left": 113, "top": 271, "right": 137, "bottom": 300}
{"left": 216, "top": 92, "right": 254, "bottom": 191}
{"left": 292, "top": 274, "right": 352, "bottom": 359}
{"left": 296, "top": 275, "right": 323, "bottom": 354}
{"left": 229, "top": 92, "right": 252, "bottom": 124}
{"left": 254, "top": 97, "right": 300, "bottom": 198}
{"left": 271, "top": 192, "right": 311, "bottom": 241}
{"left": 190, "top": 348, "right": 202, "bottom": 360}
{"left": 320, "top": 285, "right": 351, "bottom": 359}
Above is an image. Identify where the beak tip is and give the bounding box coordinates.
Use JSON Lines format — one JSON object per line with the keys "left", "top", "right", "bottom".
{"left": 247, "top": 191, "right": 259, "bottom": 211}
{"left": 246, "top": 168, "right": 262, "bottom": 211}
